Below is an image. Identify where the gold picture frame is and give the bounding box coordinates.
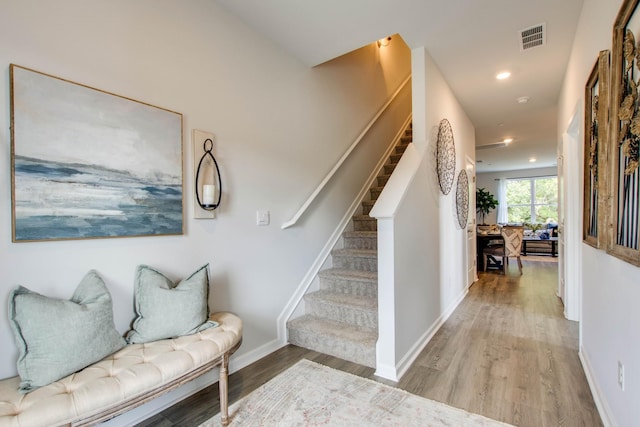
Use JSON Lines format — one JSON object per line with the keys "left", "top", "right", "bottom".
{"left": 583, "top": 50, "right": 610, "bottom": 249}
{"left": 609, "top": 0, "right": 640, "bottom": 265}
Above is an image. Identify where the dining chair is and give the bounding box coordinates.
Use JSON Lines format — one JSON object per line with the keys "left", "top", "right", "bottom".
{"left": 483, "top": 225, "right": 524, "bottom": 274}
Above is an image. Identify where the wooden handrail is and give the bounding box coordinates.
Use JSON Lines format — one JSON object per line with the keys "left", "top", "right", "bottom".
{"left": 281, "top": 75, "right": 412, "bottom": 229}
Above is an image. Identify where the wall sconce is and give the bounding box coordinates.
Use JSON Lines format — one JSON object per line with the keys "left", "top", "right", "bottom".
{"left": 193, "top": 130, "right": 222, "bottom": 219}
{"left": 377, "top": 36, "right": 392, "bottom": 48}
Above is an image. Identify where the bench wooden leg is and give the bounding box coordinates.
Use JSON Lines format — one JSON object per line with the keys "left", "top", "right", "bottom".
{"left": 219, "top": 352, "right": 230, "bottom": 426}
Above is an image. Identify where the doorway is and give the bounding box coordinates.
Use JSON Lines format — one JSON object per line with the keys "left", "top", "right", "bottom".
{"left": 560, "top": 106, "right": 581, "bottom": 322}
{"left": 466, "top": 155, "right": 477, "bottom": 287}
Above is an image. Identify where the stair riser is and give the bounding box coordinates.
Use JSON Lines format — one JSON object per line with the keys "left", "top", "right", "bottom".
{"left": 319, "top": 276, "right": 377, "bottom": 298}
{"left": 306, "top": 298, "right": 377, "bottom": 329}
{"left": 395, "top": 144, "right": 409, "bottom": 155}
{"left": 401, "top": 135, "right": 412, "bottom": 142}
{"left": 370, "top": 188, "right": 382, "bottom": 199}
{"left": 377, "top": 175, "right": 390, "bottom": 187}
{"left": 344, "top": 235, "right": 377, "bottom": 250}
{"left": 390, "top": 154, "right": 402, "bottom": 164}
{"left": 361, "top": 201, "right": 375, "bottom": 215}
{"left": 353, "top": 218, "right": 377, "bottom": 231}
{"left": 384, "top": 164, "right": 396, "bottom": 175}
{"left": 287, "top": 325, "right": 375, "bottom": 368}
{"left": 333, "top": 254, "right": 377, "bottom": 272}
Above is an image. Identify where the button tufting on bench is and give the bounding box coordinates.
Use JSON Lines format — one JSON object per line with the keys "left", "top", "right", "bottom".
{"left": 0, "top": 312, "right": 242, "bottom": 427}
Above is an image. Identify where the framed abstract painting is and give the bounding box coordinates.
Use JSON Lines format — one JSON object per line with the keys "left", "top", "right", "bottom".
{"left": 10, "top": 65, "right": 183, "bottom": 242}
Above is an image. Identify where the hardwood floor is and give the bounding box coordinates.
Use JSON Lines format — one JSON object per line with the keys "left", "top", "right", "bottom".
{"left": 138, "top": 258, "right": 602, "bottom": 427}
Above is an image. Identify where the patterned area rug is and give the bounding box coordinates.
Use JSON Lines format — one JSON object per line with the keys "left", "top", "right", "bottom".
{"left": 200, "top": 359, "right": 514, "bottom": 426}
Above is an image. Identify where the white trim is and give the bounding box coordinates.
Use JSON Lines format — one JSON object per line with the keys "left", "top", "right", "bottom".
{"left": 561, "top": 102, "right": 582, "bottom": 322}
{"left": 579, "top": 347, "right": 616, "bottom": 427}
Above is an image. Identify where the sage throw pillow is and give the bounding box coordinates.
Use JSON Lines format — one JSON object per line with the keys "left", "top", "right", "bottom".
{"left": 8, "top": 270, "right": 126, "bottom": 393}
{"left": 125, "top": 264, "right": 215, "bottom": 344}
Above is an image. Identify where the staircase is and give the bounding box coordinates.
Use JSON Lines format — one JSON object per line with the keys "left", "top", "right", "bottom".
{"left": 287, "top": 124, "right": 412, "bottom": 368}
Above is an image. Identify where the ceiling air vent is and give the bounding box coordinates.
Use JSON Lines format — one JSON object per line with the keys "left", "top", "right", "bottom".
{"left": 519, "top": 23, "right": 546, "bottom": 51}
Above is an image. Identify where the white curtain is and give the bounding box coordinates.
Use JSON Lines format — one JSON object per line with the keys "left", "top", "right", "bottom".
{"left": 497, "top": 178, "right": 508, "bottom": 224}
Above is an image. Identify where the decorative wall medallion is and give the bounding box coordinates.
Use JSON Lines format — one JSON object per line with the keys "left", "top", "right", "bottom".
{"left": 437, "top": 118, "right": 456, "bottom": 195}
{"left": 456, "top": 169, "right": 469, "bottom": 229}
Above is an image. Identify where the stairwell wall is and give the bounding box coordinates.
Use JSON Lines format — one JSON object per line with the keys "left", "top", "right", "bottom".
{"left": 0, "top": 0, "right": 411, "bottom": 424}
{"left": 373, "top": 47, "right": 475, "bottom": 379}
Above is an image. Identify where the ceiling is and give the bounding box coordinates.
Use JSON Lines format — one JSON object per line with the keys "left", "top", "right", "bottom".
{"left": 214, "top": 0, "right": 584, "bottom": 173}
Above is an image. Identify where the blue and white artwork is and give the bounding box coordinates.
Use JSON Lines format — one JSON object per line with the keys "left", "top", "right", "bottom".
{"left": 10, "top": 65, "right": 183, "bottom": 242}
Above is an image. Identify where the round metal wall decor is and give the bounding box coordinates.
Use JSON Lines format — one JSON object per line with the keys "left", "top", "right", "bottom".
{"left": 455, "top": 169, "right": 469, "bottom": 229}
{"left": 437, "top": 118, "right": 456, "bottom": 194}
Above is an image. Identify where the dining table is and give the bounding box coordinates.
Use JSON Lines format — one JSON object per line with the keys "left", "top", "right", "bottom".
{"left": 476, "top": 232, "right": 503, "bottom": 271}
{"left": 477, "top": 232, "right": 559, "bottom": 271}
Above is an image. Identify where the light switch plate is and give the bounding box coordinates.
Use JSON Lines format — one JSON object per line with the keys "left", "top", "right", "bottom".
{"left": 257, "top": 210, "right": 270, "bottom": 226}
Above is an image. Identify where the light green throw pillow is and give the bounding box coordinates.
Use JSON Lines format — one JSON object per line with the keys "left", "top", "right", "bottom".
{"left": 125, "top": 264, "right": 215, "bottom": 344}
{"left": 8, "top": 270, "right": 126, "bottom": 393}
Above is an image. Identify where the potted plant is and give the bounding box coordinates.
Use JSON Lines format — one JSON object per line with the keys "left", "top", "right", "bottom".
{"left": 476, "top": 187, "right": 498, "bottom": 225}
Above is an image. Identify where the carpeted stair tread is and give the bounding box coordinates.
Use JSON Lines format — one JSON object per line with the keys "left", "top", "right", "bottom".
{"left": 332, "top": 248, "right": 377, "bottom": 258}
{"left": 305, "top": 290, "right": 377, "bottom": 329}
{"left": 343, "top": 230, "right": 377, "bottom": 249}
{"left": 318, "top": 268, "right": 378, "bottom": 298}
{"left": 287, "top": 315, "right": 376, "bottom": 367}
{"left": 332, "top": 248, "right": 377, "bottom": 272}
{"left": 306, "top": 290, "right": 376, "bottom": 312}
{"left": 343, "top": 230, "right": 377, "bottom": 239}
{"left": 319, "top": 268, "right": 377, "bottom": 282}
{"left": 352, "top": 215, "right": 377, "bottom": 231}
{"left": 288, "top": 315, "right": 376, "bottom": 339}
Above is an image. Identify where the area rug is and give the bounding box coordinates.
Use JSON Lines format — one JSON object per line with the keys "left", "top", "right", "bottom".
{"left": 200, "top": 359, "right": 513, "bottom": 426}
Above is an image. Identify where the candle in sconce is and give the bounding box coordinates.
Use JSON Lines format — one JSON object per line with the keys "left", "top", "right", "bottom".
{"left": 203, "top": 185, "right": 215, "bottom": 205}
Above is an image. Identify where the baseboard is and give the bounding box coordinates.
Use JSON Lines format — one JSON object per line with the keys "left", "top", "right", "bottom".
{"left": 579, "top": 347, "right": 616, "bottom": 427}
{"left": 230, "top": 338, "right": 287, "bottom": 372}
{"left": 376, "top": 286, "right": 468, "bottom": 382}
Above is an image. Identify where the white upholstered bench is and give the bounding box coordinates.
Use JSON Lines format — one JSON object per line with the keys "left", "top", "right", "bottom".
{"left": 0, "top": 312, "right": 242, "bottom": 427}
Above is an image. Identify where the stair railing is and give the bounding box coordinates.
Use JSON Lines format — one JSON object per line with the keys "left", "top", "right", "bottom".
{"left": 281, "top": 75, "right": 412, "bottom": 229}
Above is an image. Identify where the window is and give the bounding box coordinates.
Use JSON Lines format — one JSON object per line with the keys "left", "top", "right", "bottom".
{"left": 506, "top": 176, "right": 558, "bottom": 223}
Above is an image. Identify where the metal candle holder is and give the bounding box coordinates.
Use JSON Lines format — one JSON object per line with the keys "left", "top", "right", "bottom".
{"left": 195, "top": 138, "right": 222, "bottom": 211}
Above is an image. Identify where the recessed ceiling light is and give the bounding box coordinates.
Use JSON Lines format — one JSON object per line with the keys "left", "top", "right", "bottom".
{"left": 503, "top": 138, "right": 513, "bottom": 143}
{"left": 517, "top": 96, "right": 530, "bottom": 104}
{"left": 496, "top": 71, "right": 511, "bottom": 80}
{"left": 529, "top": 157, "right": 537, "bottom": 163}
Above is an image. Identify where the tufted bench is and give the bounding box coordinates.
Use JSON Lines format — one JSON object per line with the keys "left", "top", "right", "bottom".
{"left": 0, "top": 312, "right": 242, "bottom": 427}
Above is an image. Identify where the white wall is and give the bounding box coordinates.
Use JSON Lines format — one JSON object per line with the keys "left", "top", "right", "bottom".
{"left": 476, "top": 166, "right": 558, "bottom": 224}
{"left": 373, "top": 47, "right": 475, "bottom": 379}
{"left": 0, "top": 0, "right": 411, "bottom": 422}
{"left": 558, "top": 0, "right": 640, "bottom": 426}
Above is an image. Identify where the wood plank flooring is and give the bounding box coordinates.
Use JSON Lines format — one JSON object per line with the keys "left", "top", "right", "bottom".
{"left": 137, "top": 258, "right": 602, "bottom": 427}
